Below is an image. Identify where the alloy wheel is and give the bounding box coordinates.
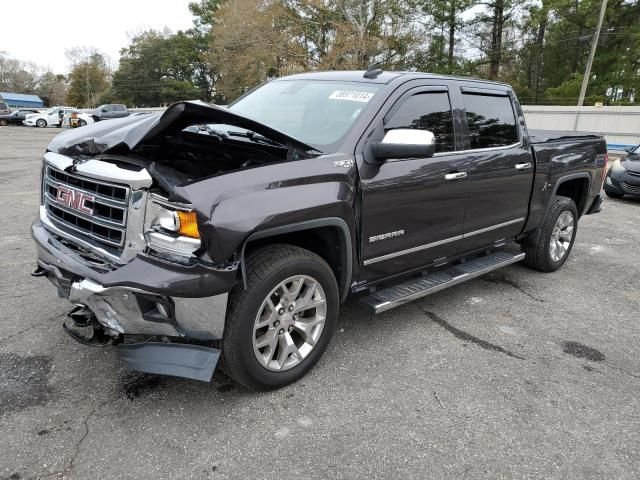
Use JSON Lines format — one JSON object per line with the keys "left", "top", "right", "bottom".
{"left": 549, "top": 211, "right": 575, "bottom": 262}
{"left": 252, "top": 275, "right": 327, "bottom": 372}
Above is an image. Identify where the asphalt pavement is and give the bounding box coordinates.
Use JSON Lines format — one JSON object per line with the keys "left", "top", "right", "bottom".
{"left": 1, "top": 125, "right": 639, "bottom": 480}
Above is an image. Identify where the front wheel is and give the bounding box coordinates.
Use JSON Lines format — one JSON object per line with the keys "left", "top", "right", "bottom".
{"left": 523, "top": 195, "right": 578, "bottom": 272}
{"left": 36, "top": 119, "right": 47, "bottom": 128}
{"left": 0, "top": 119, "right": 8, "bottom": 126}
{"left": 221, "top": 245, "right": 339, "bottom": 391}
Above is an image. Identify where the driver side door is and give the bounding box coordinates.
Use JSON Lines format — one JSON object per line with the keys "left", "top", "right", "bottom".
{"left": 358, "top": 86, "right": 467, "bottom": 282}
{"left": 48, "top": 108, "right": 60, "bottom": 125}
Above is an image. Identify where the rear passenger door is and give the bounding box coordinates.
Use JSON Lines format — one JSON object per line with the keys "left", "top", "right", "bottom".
{"left": 456, "top": 87, "right": 534, "bottom": 252}
{"left": 113, "top": 105, "right": 127, "bottom": 118}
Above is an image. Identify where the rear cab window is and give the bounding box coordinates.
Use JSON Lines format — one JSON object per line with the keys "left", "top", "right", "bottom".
{"left": 462, "top": 92, "right": 519, "bottom": 149}
{"left": 385, "top": 91, "right": 455, "bottom": 153}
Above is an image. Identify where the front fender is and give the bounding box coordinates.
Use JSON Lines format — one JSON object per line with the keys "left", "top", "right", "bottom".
{"left": 173, "top": 153, "right": 359, "bottom": 263}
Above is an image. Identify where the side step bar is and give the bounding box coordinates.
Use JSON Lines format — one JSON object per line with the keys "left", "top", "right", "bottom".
{"left": 360, "top": 251, "right": 526, "bottom": 314}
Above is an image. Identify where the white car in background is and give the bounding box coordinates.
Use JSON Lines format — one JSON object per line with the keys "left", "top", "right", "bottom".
{"left": 24, "top": 106, "right": 94, "bottom": 128}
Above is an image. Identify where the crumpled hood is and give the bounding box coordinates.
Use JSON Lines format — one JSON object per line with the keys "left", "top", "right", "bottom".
{"left": 47, "top": 100, "right": 318, "bottom": 155}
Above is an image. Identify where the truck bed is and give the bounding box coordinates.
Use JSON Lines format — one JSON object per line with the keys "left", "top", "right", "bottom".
{"left": 528, "top": 129, "right": 603, "bottom": 144}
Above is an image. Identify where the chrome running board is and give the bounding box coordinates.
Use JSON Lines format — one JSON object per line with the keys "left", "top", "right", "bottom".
{"left": 360, "top": 251, "right": 526, "bottom": 314}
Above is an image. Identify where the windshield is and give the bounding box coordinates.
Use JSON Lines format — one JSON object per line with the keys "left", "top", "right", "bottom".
{"left": 632, "top": 145, "right": 640, "bottom": 155}
{"left": 229, "top": 80, "right": 381, "bottom": 149}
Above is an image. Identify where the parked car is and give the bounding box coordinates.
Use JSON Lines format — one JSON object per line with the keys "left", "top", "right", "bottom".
{"left": 31, "top": 70, "right": 606, "bottom": 391}
{"left": 25, "top": 106, "right": 74, "bottom": 128}
{"left": 604, "top": 145, "right": 640, "bottom": 198}
{"left": 91, "top": 104, "right": 129, "bottom": 121}
{"left": 0, "top": 108, "right": 41, "bottom": 126}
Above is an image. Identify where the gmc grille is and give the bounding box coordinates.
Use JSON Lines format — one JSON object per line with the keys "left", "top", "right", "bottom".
{"left": 43, "top": 166, "right": 130, "bottom": 253}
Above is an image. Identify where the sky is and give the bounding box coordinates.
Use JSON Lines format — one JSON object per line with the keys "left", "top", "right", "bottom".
{"left": 0, "top": 0, "right": 196, "bottom": 73}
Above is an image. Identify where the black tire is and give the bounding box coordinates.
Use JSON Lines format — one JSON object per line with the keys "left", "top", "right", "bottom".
{"left": 221, "top": 244, "right": 339, "bottom": 391}
{"left": 78, "top": 119, "right": 87, "bottom": 127}
{"left": 0, "top": 119, "right": 7, "bottom": 126}
{"left": 523, "top": 195, "right": 579, "bottom": 272}
{"left": 605, "top": 189, "right": 624, "bottom": 199}
{"left": 36, "top": 119, "right": 46, "bottom": 128}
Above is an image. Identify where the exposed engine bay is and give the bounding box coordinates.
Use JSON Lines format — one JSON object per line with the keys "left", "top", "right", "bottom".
{"left": 134, "top": 124, "right": 297, "bottom": 186}
{"left": 48, "top": 100, "right": 321, "bottom": 192}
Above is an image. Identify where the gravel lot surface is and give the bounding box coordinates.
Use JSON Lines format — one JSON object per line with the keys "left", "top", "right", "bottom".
{"left": 1, "top": 126, "right": 639, "bottom": 480}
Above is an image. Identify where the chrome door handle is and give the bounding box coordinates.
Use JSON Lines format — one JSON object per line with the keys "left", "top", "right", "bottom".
{"left": 445, "top": 172, "right": 468, "bottom": 180}
{"left": 515, "top": 162, "right": 532, "bottom": 170}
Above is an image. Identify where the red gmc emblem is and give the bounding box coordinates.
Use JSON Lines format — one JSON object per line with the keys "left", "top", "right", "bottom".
{"left": 55, "top": 186, "right": 94, "bottom": 215}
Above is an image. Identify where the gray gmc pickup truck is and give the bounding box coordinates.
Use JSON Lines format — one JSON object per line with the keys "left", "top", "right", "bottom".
{"left": 31, "top": 70, "right": 607, "bottom": 390}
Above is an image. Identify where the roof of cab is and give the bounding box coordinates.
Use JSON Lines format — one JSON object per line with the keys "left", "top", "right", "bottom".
{"left": 275, "top": 70, "right": 511, "bottom": 89}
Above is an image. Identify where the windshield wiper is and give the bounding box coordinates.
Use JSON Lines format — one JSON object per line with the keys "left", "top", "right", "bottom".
{"left": 194, "top": 125, "right": 321, "bottom": 156}
{"left": 227, "top": 130, "right": 283, "bottom": 147}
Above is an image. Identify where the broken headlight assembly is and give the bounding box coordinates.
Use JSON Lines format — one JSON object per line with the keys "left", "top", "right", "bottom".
{"left": 145, "top": 197, "right": 201, "bottom": 258}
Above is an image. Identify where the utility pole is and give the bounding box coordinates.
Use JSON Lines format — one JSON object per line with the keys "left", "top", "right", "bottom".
{"left": 577, "top": 0, "right": 608, "bottom": 107}
{"left": 86, "top": 65, "right": 91, "bottom": 108}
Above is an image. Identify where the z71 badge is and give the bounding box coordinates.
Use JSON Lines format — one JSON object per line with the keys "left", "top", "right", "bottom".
{"left": 369, "top": 230, "right": 405, "bottom": 243}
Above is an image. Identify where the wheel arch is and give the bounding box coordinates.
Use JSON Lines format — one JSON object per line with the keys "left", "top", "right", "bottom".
{"left": 240, "top": 218, "right": 353, "bottom": 302}
{"left": 520, "top": 172, "right": 590, "bottom": 248}
{"left": 552, "top": 172, "right": 591, "bottom": 217}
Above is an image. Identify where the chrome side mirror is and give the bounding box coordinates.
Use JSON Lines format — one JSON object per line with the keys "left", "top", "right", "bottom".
{"left": 371, "top": 128, "right": 436, "bottom": 161}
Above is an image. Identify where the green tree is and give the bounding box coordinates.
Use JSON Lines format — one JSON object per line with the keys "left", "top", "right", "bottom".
{"left": 417, "top": 0, "right": 476, "bottom": 74}
{"left": 111, "top": 29, "right": 216, "bottom": 107}
{"left": 65, "top": 49, "right": 110, "bottom": 107}
{"left": 189, "top": 0, "right": 224, "bottom": 32}
{"left": 587, "top": 0, "right": 640, "bottom": 104}
{"left": 209, "top": 0, "right": 426, "bottom": 101}
{"left": 509, "top": 0, "right": 639, "bottom": 105}
{"left": 36, "top": 72, "right": 68, "bottom": 106}
{"left": 464, "top": 0, "right": 524, "bottom": 80}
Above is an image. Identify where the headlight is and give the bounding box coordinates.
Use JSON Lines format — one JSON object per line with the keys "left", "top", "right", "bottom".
{"left": 610, "top": 159, "right": 626, "bottom": 173}
{"left": 146, "top": 202, "right": 201, "bottom": 257}
{"left": 151, "top": 206, "right": 200, "bottom": 239}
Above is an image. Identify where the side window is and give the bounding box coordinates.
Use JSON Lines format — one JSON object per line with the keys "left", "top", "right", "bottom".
{"left": 462, "top": 93, "right": 518, "bottom": 149}
{"left": 386, "top": 92, "right": 455, "bottom": 153}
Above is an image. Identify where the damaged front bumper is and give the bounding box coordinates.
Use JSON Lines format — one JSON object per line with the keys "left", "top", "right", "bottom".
{"left": 32, "top": 217, "right": 239, "bottom": 381}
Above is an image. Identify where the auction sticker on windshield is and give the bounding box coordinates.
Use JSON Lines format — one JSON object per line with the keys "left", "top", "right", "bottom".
{"left": 329, "top": 90, "right": 374, "bottom": 102}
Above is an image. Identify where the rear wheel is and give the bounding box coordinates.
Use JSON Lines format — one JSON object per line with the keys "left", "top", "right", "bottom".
{"left": 221, "top": 245, "right": 338, "bottom": 391}
{"left": 78, "top": 119, "right": 87, "bottom": 127}
{"left": 523, "top": 196, "right": 578, "bottom": 272}
{"left": 0, "top": 119, "right": 7, "bottom": 126}
{"left": 36, "top": 119, "right": 46, "bottom": 128}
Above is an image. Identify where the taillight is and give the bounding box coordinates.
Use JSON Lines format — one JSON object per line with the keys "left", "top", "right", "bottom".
{"left": 601, "top": 153, "right": 609, "bottom": 189}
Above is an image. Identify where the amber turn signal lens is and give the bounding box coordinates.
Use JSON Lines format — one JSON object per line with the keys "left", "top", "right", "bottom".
{"left": 177, "top": 211, "right": 200, "bottom": 238}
